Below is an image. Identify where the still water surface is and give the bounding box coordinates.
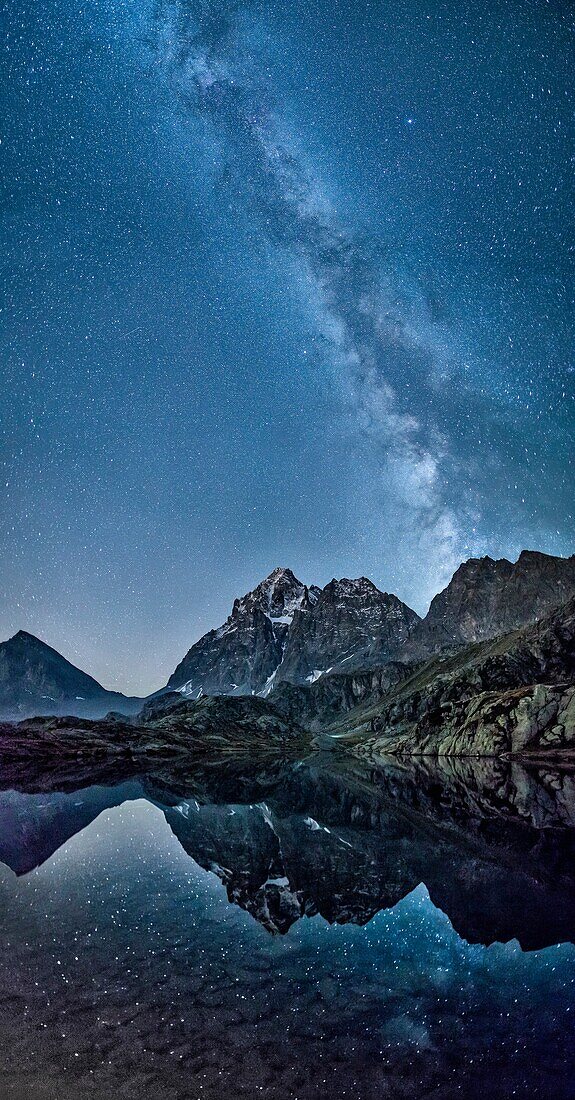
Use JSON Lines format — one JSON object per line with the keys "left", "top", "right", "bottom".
{"left": 0, "top": 757, "right": 573, "bottom": 1098}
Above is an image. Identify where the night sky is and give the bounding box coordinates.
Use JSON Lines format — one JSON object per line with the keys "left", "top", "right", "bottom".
{"left": 1, "top": 0, "right": 573, "bottom": 694}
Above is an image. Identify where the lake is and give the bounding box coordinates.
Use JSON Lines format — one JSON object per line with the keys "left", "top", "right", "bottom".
{"left": 0, "top": 754, "right": 573, "bottom": 1098}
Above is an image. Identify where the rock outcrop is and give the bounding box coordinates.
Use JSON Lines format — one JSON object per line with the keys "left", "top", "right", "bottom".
{"left": 406, "top": 549, "right": 575, "bottom": 658}
{"left": 271, "top": 661, "right": 414, "bottom": 731}
{"left": 273, "top": 577, "right": 420, "bottom": 685}
{"left": 138, "top": 694, "right": 309, "bottom": 752}
{"left": 338, "top": 596, "right": 575, "bottom": 757}
{"left": 0, "top": 693, "right": 310, "bottom": 768}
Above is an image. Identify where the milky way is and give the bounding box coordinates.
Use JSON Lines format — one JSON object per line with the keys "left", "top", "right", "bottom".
{"left": 1, "top": 0, "right": 573, "bottom": 691}
{"left": 153, "top": 0, "right": 470, "bottom": 579}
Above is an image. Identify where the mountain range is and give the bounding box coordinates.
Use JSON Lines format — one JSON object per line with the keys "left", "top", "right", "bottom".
{"left": 1, "top": 549, "right": 575, "bottom": 753}
{"left": 167, "top": 567, "right": 421, "bottom": 699}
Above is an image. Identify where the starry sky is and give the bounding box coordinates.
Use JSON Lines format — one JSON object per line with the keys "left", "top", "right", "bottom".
{"left": 1, "top": 0, "right": 573, "bottom": 694}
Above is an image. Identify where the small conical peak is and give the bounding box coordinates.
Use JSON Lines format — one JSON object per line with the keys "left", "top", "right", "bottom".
{"left": 9, "top": 629, "right": 44, "bottom": 645}
{"left": 5, "top": 630, "right": 75, "bottom": 661}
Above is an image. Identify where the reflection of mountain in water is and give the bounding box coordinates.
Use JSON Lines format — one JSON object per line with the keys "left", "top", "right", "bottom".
{"left": 1, "top": 755, "right": 575, "bottom": 950}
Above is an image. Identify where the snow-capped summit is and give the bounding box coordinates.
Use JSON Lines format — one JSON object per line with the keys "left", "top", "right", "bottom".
{"left": 165, "top": 568, "right": 320, "bottom": 698}
{"left": 231, "top": 567, "right": 321, "bottom": 623}
{"left": 164, "top": 569, "right": 421, "bottom": 699}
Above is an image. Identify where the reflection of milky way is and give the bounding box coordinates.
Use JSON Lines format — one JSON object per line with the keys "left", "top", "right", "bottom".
{"left": 0, "top": 784, "right": 574, "bottom": 1098}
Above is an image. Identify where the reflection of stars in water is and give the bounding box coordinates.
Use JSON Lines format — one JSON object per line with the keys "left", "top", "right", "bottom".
{"left": 0, "top": 800, "right": 572, "bottom": 1098}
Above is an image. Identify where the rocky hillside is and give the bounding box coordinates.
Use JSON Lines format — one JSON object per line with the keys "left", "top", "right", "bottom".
{"left": 333, "top": 595, "right": 575, "bottom": 758}
{"left": 0, "top": 631, "right": 142, "bottom": 721}
{"left": 0, "top": 693, "right": 309, "bottom": 767}
{"left": 138, "top": 694, "right": 308, "bottom": 752}
{"left": 272, "top": 577, "right": 420, "bottom": 686}
{"left": 271, "top": 661, "right": 414, "bottom": 731}
{"left": 405, "top": 549, "right": 575, "bottom": 658}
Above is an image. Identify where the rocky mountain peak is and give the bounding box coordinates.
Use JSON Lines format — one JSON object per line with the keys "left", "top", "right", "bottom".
{"left": 323, "top": 576, "right": 379, "bottom": 598}
{"left": 164, "top": 567, "right": 419, "bottom": 698}
{"left": 273, "top": 578, "right": 421, "bottom": 685}
{"left": 166, "top": 568, "right": 323, "bottom": 698}
{"left": 232, "top": 567, "right": 321, "bottom": 623}
{"left": 405, "top": 548, "right": 575, "bottom": 657}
